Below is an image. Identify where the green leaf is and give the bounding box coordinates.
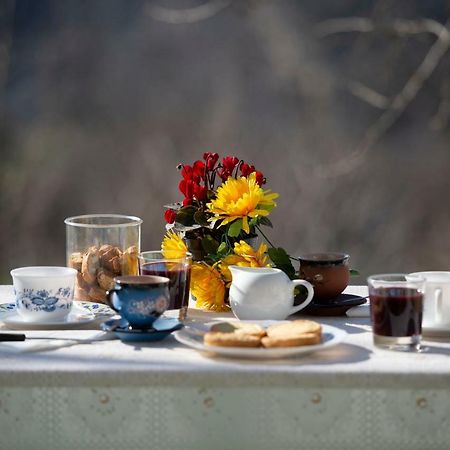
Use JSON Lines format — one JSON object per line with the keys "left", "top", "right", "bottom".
{"left": 350, "top": 269, "right": 360, "bottom": 276}
{"left": 257, "top": 203, "right": 275, "bottom": 213}
{"left": 258, "top": 216, "right": 273, "bottom": 228}
{"left": 217, "top": 242, "right": 230, "bottom": 256}
{"left": 249, "top": 217, "right": 259, "bottom": 227}
{"left": 176, "top": 206, "right": 197, "bottom": 226}
{"left": 201, "top": 235, "right": 220, "bottom": 255}
{"left": 227, "top": 219, "right": 242, "bottom": 237}
{"left": 268, "top": 247, "right": 296, "bottom": 279}
{"left": 194, "top": 210, "right": 210, "bottom": 227}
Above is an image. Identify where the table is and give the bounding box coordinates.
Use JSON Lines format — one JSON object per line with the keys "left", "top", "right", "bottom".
{"left": 0, "top": 285, "right": 449, "bottom": 450}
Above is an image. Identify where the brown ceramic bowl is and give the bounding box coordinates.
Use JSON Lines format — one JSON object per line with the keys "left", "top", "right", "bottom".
{"left": 298, "top": 253, "right": 350, "bottom": 302}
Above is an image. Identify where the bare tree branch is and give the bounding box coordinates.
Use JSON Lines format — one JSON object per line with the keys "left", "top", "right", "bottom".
{"left": 145, "top": 0, "right": 233, "bottom": 24}
{"left": 346, "top": 80, "right": 389, "bottom": 109}
{"left": 315, "top": 17, "right": 374, "bottom": 38}
{"left": 319, "top": 18, "right": 450, "bottom": 110}
{"left": 430, "top": 79, "right": 450, "bottom": 130}
{"left": 314, "top": 18, "right": 450, "bottom": 178}
{"left": 316, "top": 17, "right": 446, "bottom": 39}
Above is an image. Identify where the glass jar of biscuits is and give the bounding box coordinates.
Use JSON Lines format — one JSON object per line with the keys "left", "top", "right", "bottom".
{"left": 65, "top": 214, "right": 142, "bottom": 303}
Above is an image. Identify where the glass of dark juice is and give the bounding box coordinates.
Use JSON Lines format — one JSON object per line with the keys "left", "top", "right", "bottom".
{"left": 139, "top": 251, "right": 192, "bottom": 320}
{"left": 368, "top": 274, "right": 425, "bottom": 351}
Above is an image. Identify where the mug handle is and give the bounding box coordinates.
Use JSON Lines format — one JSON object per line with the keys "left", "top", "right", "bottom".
{"left": 105, "top": 287, "right": 122, "bottom": 313}
{"left": 289, "top": 280, "right": 314, "bottom": 315}
{"left": 434, "top": 288, "right": 443, "bottom": 323}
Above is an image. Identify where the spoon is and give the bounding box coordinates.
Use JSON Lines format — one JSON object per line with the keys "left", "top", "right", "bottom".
{"left": 0, "top": 332, "right": 113, "bottom": 343}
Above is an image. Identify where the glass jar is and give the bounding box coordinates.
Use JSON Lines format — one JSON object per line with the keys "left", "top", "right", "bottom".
{"left": 65, "top": 214, "right": 142, "bottom": 302}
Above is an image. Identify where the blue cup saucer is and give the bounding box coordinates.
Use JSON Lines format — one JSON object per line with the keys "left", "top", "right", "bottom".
{"left": 101, "top": 316, "right": 184, "bottom": 342}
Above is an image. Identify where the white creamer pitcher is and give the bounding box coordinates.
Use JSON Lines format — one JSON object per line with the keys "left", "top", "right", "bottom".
{"left": 229, "top": 266, "right": 314, "bottom": 320}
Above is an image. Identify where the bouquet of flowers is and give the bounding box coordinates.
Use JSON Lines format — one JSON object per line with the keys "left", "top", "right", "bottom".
{"left": 161, "top": 152, "right": 295, "bottom": 311}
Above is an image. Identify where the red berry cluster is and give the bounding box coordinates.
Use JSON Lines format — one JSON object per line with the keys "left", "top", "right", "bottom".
{"left": 164, "top": 152, "right": 265, "bottom": 223}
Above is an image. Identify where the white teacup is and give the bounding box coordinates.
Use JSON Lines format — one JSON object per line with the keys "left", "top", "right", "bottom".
{"left": 10, "top": 267, "right": 77, "bottom": 322}
{"left": 408, "top": 271, "right": 450, "bottom": 328}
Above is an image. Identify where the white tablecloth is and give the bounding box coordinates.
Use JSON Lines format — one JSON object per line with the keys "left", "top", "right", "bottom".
{"left": 1, "top": 285, "right": 449, "bottom": 450}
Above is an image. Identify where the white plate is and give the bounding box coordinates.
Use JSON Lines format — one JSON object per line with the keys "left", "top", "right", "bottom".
{"left": 0, "top": 301, "right": 114, "bottom": 330}
{"left": 174, "top": 322, "right": 347, "bottom": 359}
{"left": 423, "top": 325, "right": 450, "bottom": 338}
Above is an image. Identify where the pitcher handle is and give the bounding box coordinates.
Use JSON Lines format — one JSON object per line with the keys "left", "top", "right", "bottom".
{"left": 289, "top": 280, "right": 314, "bottom": 315}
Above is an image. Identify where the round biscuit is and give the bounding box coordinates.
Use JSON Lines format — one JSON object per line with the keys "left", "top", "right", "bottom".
{"left": 209, "top": 322, "right": 266, "bottom": 337}
{"left": 261, "top": 332, "right": 321, "bottom": 348}
{"left": 204, "top": 332, "right": 262, "bottom": 348}
{"left": 266, "top": 320, "right": 322, "bottom": 337}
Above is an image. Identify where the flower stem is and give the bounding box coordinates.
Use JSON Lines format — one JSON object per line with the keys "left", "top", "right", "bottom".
{"left": 256, "top": 224, "right": 300, "bottom": 262}
{"left": 255, "top": 225, "right": 276, "bottom": 248}
{"left": 234, "top": 160, "right": 243, "bottom": 179}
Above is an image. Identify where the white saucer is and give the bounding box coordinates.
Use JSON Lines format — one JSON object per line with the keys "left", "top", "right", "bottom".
{"left": 423, "top": 324, "right": 450, "bottom": 338}
{"left": 0, "top": 301, "right": 113, "bottom": 330}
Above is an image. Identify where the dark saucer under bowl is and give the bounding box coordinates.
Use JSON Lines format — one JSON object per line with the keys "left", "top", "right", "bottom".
{"left": 296, "top": 294, "right": 367, "bottom": 317}
{"left": 101, "top": 317, "right": 184, "bottom": 342}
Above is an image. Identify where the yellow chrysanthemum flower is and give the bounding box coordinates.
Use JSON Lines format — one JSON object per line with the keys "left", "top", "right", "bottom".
{"left": 220, "top": 241, "right": 270, "bottom": 284}
{"left": 161, "top": 230, "right": 188, "bottom": 259}
{"left": 219, "top": 254, "right": 244, "bottom": 284}
{"left": 233, "top": 241, "right": 269, "bottom": 266}
{"left": 207, "top": 173, "right": 279, "bottom": 234}
{"left": 191, "top": 262, "right": 230, "bottom": 312}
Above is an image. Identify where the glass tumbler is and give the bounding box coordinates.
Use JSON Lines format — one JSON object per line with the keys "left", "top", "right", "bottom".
{"left": 368, "top": 273, "right": 425, "bottom": 351}
{"left": 139, "top": 251, "right": 192, "bottom": 320}
{"left": 65, "top": 214, "right": 142, "bottom": 302}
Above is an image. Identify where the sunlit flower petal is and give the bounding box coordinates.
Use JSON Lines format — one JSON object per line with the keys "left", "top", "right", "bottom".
{"left": 191, "top": 262, "right": 230, "bottom": 312}
{"left": 161, "top": 230, "right": 188, "bottom": 259}
{"left": 219, "top": 241, "right": 271, "bottom": 286}
{"left": 207, "top": 173, "right": 278, "bottom": 232}
{"left": 233, "top": 241, "right": 269, "bottom": 267}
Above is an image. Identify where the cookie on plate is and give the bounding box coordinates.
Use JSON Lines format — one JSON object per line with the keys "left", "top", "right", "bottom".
{"left": 266, "top": 320, "right": 322, "bottom": 338}
{"left": 209, "top": 322, "right": 266, "bottom": 338}
{"left": 262, "top": 320, "right": 322, "bottom": 348}
{"left": 204, "top": 331, "right": 262, "bottom": 348}
{"left": 261, "top": 332, "right": 321, "bottom": 348}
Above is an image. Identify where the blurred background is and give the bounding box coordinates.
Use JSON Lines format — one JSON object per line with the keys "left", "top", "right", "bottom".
{"left": 1, "top": 0, "right": 450, "bottom": 284}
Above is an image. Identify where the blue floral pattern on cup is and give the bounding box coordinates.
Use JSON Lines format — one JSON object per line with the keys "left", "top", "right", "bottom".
{"left": 0, "top": 301, "right": 114, "bottom": 316}
{"left": 127, "top": 297, "right": 169, "bottom": 316}
{"left": 15, "top": 287, "right": 73, "bottom": 313}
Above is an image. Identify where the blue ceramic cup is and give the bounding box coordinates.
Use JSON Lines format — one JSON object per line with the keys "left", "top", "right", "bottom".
{"left": 106, "top": 275, "right": 170, "bottom": 329}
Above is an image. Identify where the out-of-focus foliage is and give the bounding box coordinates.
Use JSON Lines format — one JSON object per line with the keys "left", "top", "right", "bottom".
{"left": 1, "top": 0, "right": 450, "bottom": 283}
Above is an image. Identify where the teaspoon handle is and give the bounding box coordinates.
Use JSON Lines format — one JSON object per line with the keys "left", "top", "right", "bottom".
{"left": 0, "top": 332, "right": 26, "bottom": 341}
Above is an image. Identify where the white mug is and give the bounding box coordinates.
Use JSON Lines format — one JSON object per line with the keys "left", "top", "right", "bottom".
{"left": 229, "top": 266, "right": 314, "bottom": 320}
{"left": 408, "top": 271, "right": 450, "bottom": 328}
{"left": 10, "top": 267, "right": 77, "bottom": 322}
